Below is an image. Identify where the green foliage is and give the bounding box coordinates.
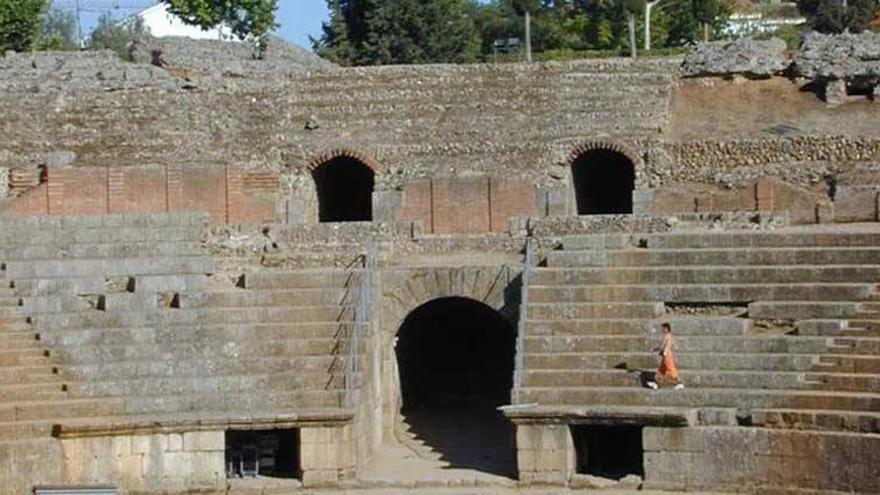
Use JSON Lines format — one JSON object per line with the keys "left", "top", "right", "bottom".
{"left": 692, "top": 0, "right": 721, "bottom": 23}
{"left": 797, "top": 0, "right": 879, "bottom": 33}
{"left": 35, "top": 5, "right": 78, "bottom": 51}
{"left": 0, "top": 0, "right": 48, "bottom": 52}
{"left": 88, "top": 12, "right": 149, "bottom": 60}
{"left": 315, "top": 0, "right": 731, "bottom": 65}
{"left": 162, "top": 0, "right": 278, "bottom": 53}
{"left": 316, "top": 0, "right": 481, "bottom": 65}
{"left": 622, "top": 0, "right": 646, "bottom": 15}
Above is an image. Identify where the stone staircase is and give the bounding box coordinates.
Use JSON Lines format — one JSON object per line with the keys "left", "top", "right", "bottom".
{"left": 0, "top": 213, "right": 364, "bottom": 440}
{"left": 517, "top": 227, "right": 880, "bottom": 433}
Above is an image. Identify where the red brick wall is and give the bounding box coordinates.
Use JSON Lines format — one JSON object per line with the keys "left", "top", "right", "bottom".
{"left": 402, "top": 176, "right": 539, "bottom": 234}
{"left": 5, "top": 164, "right": 277, "bottom": 223}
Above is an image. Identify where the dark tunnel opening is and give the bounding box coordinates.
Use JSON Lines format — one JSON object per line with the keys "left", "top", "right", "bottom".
{"left": 571, "top": 149, "right": 636, "bottom": 215}
{"left": 312, "top": 156, "right": 375, "bottom": 222}
{"left": 395, "top": 297, "right": 517, "bottom": 476}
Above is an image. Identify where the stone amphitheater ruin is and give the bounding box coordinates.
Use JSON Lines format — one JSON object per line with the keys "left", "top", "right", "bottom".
{"left": 0, "top": 33, "right": 879, "bottom": 494}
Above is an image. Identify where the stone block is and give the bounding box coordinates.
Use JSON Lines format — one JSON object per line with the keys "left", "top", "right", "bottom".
{"left": 182, "top": 431, "right": 223, "bottom": 452}
{"left": 301, "top": 426, "right": 334, "bottom": 445}
{"left": 303, "top": 469, "right": 341, "bottom": 487}
{"left": 372, "top": 190, "right": 402, "bottom": 223}
{"left": 825, "top": 79, "right": 848, "bottom": 106}
{"left": 300, "top": 441, "right": 338, "bottom": 470}
{"left": 167, "top": 433, "right": 183, "bottom": 452}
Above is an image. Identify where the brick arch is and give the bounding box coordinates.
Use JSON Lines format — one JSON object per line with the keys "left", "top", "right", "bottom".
{"left": 564, "top": 140, "right": 643, "bottom": 168}
{"left": 306, "top": 148, "right": 381, "bottom": 173}
{"left": 381, "top": 266, "right": 515, "bottom": 342}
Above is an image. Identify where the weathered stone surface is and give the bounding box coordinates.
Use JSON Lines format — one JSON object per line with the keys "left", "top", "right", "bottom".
{"left": 682, "top": 38, "right": 789, "bottom": 78}
{"left": 129, "top": 34, "right": 334, "bottom": 77}
{"left": 793, "top": 31, "right": 880, "bottom": 88}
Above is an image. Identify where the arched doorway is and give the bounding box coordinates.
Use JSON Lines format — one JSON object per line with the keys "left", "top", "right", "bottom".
{"left": 312, "top": 156, "right": 375, "bottom": 222}
{"left": 571, "top": 148, "right": 636, "bottom": 215}
{"left": 395, "top": 297, "right": 516, "bottom": 476}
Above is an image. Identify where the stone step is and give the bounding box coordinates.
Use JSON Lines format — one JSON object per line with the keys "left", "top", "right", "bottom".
{"left": 0, "top": 421, "right": 54, "bottom": 440}
{"left": 523, "top": 369, "right": 812, "bottom": 390}
{"left": 0, "top": 307, "right": 24, "bottom": 319}
{"left": 128, "top": 274, "right": 211, "bottom": 293}
{"left": 636, "top": 231, "right": 880, "bottom": 249}
{"left": 558, "top": 234, "right": 634, "bottom": 250}
{"left": 240, "top": 270, "right": 362, "bottom": 290}
{"left": 0, "top": 349, "right": 50, "bottom": 367}
{"left": 518, "top": 387, "right": 880, "bottom": 412}
{"left": 796, "top": 320, "right": 874, "bottom": 337}
{"left": 0, "top": 297, "right": 20, "bottom": 307}
{"left": 117, "top": 389, "right": 344, "bottom": 416}
{"left": 749, "top": 301, "right": 862, "bottom": 320}
{"left": 31, "top": 305, "right": 356, "bottom": 330}
{"left": 526, "top": 317, "right": 749, "bottom": 336}
{"left": 43, "top": 322, "right": 366, "bottom": 348}
{"left": 0, "top": 366, "right": 58, "bottom": 385}
{"left": 529, "top": 283, "right": 879, "bottom": 304}
{"left": 178, "top": 288, "right": 353, "bottom": 308}
{"left": 527, "top": 302, "right": 665, "bottom": 319}
{"left": 523, "top": 352, "right": 820, "bottom": 372}
{"left": 523, "top": 336, "right": 833, "bottom": 354}
{"left": 3, "top": 256, "right": 214, "bottom": 279}
{"left": 751, "top": 409, "right": 880, "bottom": 434}
{"left": 547, "top": 247, "right": 880, "bottom": 268}
{"left": 21, "top": 292, "right": 160, "bottom": 314}
{"left": 70, "top": 369, "right": 349, "bottom": 397}
{"left": 816, "top": 355, "right": 880, "bottom": 374}
{"left": 0, "top": 397, "right": 122, "bottom": 422}
{"left": 531, "top": 266, "right": 880, "bottom": 285}
{"left": 0, "top": 213, "right": 207, "bottom": 231}
{"left": 53, "top": 337, "right": 362, "bottom": 364}
{"left": 0, "top": 241, "right": 205, "bottom": 261}
{"left": 0, "top": 334, "right": 43, "bottom": 350}
{"left": 10, "top": 277, "right": 118, "bottom": 297}
{"left": 0, "top": 225, "right": 205, "bottom": 246}
{"left": 0, "top": 383, "right": 66, "bottom": 402}
{"left": 61, "top": 355, "right": 347, "bottom": 381}
{"left": 806, "top": 373, "right": 880, "bottom": 393}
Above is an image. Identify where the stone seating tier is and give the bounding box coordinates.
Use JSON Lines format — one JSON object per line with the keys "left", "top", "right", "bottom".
{"left": 517, "top": 226, "right": 880, "bottom": 436}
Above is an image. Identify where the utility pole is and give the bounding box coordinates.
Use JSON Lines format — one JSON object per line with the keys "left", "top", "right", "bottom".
{"left": 645, "top": 0, "right": 659, "bottom": 51}
{"left": 524, "top": 11, "right": 532, "bottom": 63}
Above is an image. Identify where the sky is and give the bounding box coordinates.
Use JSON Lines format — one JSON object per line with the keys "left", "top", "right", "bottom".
{"left": 54, "top": 0, "right": 332, "bottom": 50}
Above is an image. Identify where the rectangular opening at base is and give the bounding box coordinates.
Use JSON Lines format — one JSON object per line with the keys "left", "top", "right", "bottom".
{"left": 571, "top": 425, "right": 644, "bottom": 480}
{"left": 225, "top": 429, "right": 301, "bottom": 479}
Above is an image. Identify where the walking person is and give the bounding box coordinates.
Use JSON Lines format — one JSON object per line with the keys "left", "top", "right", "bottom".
{"left": 647, "top": 322, "right": 684, "bottom": 390}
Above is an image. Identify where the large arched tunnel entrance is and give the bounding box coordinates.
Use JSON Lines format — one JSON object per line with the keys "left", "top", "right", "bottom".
{"left": 312, "top": 156, "right": 375, "bottom": 222}
{"left": 395, "top": 297, "right": 516, "bottom": 476}
{"left": 571, "top": 148, "right": 636, "bottom": 215}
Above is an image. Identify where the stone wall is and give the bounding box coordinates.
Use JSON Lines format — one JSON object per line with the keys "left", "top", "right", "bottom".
{"left": 60, "top": 432, "right": 225, "bottom": 492}
{"left": 644, "top": 427, "right": 880, "bottom": 493}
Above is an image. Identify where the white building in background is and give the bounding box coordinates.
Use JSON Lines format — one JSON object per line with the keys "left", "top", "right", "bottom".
{"left": 134, "top": 2, "right": 238, "bottom": 41}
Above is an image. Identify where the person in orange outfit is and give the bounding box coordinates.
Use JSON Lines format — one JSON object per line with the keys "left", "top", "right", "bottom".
{"left": 647, "top": 322, "right": 684, "bottom": 390}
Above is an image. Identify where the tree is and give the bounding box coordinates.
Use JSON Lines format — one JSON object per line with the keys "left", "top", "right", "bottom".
{"left": 88, "top": 11, "right": 149, "bottom": 60}
{"left": 797, "top": 0, "right": 879, "bottom": 33}
{"left": 0, "top": 0, "right": 48, "bottom": 52}
{"left": 163, "top": 0, "right": 278, "bottom": 55}
{"left": 692, "top": 0, "right": 720, "bottom": 41}
{"left": 35, "top": 5, "right": 78, "bottom": 51}
{"left": 315, "top": 0, "right": 481, "bottom": 66}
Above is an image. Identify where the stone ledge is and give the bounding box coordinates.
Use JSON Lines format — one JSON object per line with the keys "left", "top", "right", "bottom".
{"left": 52, "top": 409, "right": 354, "bottom": 439}
{"left": 503, "top": 405, "right": 704, "bottom": 427}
